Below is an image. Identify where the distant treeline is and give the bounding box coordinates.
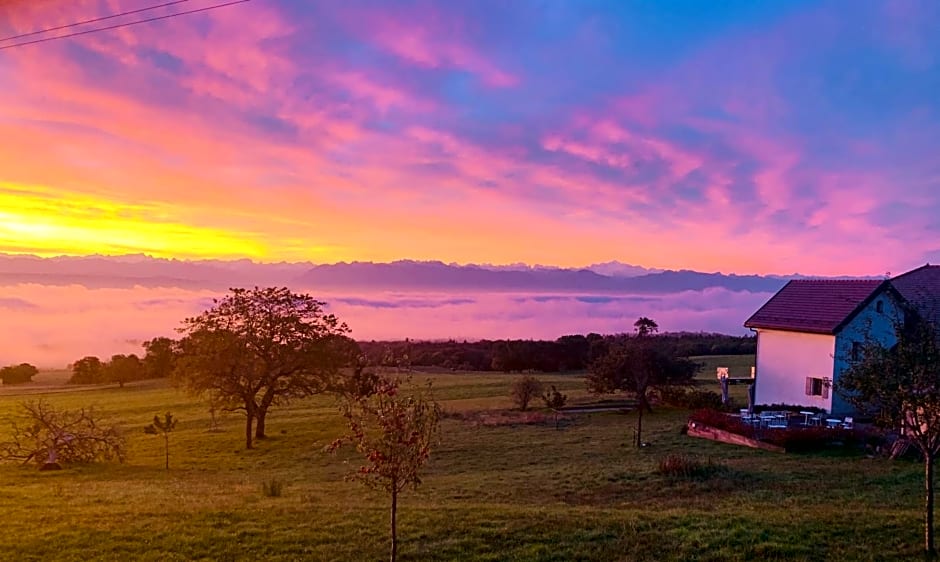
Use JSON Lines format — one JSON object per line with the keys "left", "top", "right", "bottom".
{"left": 68, "top": 337, "right": 176, "bottom": 386}
{"left": 358, "top": 332, "right": 756, "bottom": 373}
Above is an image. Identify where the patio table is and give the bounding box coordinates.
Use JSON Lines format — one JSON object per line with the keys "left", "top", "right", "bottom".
{"left": 799, "top": 411, "right": 815, "bottom": 426}
{"left": 825, "top": 418, "right": 841, "bottom": 428}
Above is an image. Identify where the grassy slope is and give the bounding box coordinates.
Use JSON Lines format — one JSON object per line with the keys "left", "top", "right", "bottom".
{"left": 0, "top": 367, "right": 924, "bottom": 561}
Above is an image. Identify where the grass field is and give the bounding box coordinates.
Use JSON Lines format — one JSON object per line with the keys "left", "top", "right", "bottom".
{"left": 0, "top": 363, "right": 926, "bottom": 561}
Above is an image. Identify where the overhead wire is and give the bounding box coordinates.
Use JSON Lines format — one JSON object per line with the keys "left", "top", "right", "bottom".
{"left": 0, "top": 0, "right": 195, "bottom": 43}
{"left": 0, "top": 0, "right": 252, "bottom": 51}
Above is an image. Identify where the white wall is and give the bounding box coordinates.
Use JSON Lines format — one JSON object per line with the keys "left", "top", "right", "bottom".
{"left": 753, "top": 329, "right": 836, "bottom": 410}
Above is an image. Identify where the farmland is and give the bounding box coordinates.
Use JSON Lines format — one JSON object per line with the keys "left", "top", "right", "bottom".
{"left": 0, "top": 364, "right": 925, "bottom": 561}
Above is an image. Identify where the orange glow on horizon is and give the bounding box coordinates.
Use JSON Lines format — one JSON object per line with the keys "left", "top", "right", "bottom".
{"left": 0, "top": 183, "right": 269, "bottom": 260}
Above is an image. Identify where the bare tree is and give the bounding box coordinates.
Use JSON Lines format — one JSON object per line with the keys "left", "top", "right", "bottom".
{"left": 0, "top": 400, "right": 126, "bottom": 468}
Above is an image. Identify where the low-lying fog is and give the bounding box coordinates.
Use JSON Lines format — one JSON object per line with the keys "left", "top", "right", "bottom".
{"left": 0, "top": 284, "right": 768, "bottom": 368}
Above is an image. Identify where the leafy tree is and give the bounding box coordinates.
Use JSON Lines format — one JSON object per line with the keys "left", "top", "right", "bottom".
{"left": 510, "top": 375, "right": 543, "bottom": 411}
{"left": 491, "top": 340, "right": 527, "bottom": 372}
{"left": 69, "top": 356, "right": 104, "bottom": 384}
{"left": 0, "top": 363, "right": 38, "bottom": 385}
{"left": 174, "top": 287, "right": 353, "bottom": 449}
{"left": 104, "top": 354, "right": 144, "bottom": 387}
{"left": 329, "top": 376, "right": 440, "bottom": 562}
{"left": 634, "top": 317, "right": 659, "bottom": 337}
{"left": 837, "top": 316, "right": 940, "bottom": 557}
{"left": 587, "top": 337, "right": 696, "bottom": 447}
{"left": 144, "top": 412, "right": 178, "bottom": 470}
{"left": 0, "top": 400, "right": 125, "bottom": 468}
{"left": 142, "top": 337, "right": 178, "bottom": 379}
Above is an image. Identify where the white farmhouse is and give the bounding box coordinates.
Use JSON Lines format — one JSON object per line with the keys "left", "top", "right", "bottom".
{"left": 744, "top": 279, "right": 904, "bottom": 414}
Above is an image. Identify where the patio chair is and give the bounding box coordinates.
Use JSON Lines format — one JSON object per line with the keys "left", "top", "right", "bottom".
{"left": 842, "top": 417, "right": 854, "bottom": 430}
{"left": 767, "top": 414, "right": 788, "bottom": 429}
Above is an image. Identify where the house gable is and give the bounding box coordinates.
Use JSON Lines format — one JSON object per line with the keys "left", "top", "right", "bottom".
{"left": 830, "top": 290, "right": 905, "bottom": 414}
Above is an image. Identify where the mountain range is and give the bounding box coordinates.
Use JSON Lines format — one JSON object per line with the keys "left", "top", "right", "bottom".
{"left": 0, "top": 253, "right": 810, "bottom": 294}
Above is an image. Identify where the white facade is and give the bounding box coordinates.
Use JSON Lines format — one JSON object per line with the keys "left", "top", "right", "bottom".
{"left": 753, "top": 329, "right": 836, "bottom": 410}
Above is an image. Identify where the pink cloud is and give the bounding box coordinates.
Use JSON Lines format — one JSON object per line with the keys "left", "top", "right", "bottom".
{"left": 338, "top": 6, "right": 518, "bottom": 88}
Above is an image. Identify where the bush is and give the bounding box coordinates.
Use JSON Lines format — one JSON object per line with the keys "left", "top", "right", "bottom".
{"left": 656, "top": 454, "right": 727, "bottom": 480}
{"left": 659, "top": 387, "right": 724, "bottom": 410}
{"left": 510, "top": 376, "right": 543, "bottom": 411}
{"left": 753, "top": 404, "right": 825, "bottom": 414}
{"left": 542, "top": 385, "right": 568, "bottom": 409}
{"left": 0, "top": 363, "right": 38, "bottom": 385}
{"left": 261, "top": 478, "right": 285, "bottom": 498}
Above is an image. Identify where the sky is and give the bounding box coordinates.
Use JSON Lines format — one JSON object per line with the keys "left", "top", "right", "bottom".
{"left": 1, "top": 0, "right": 940, "bottom": 275}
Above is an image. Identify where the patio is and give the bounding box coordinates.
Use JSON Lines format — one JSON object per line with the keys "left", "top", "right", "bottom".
{"left": 738, "top": 409, "right": 854, "bottom": 430}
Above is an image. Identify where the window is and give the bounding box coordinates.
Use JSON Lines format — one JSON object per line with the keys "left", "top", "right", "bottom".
{"left": 852, "top": 342, "right": 862, "bottom": 362}
{"left": 876, "top": 300, "right": 884, "bottom": 313}
{"left": 805, "top": 377, "right": 829, "bottom": 398}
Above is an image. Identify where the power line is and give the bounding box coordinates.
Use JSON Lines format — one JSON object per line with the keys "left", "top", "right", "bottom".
{"left": 0, "top": 0, "right": 195, "bottom": 44}
{"left": 0, "top": 0, "right": 252, "bottom": 51}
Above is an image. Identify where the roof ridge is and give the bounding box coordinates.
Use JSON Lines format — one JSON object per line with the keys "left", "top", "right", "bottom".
{"left": 789, "top": 278, "right": 883, "bottom": 283}
{"left": 892, "top": 264, "right": 940, "bottom": 280}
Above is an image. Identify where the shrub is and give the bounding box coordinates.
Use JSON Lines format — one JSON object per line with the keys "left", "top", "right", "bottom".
{"left": 688, "top": 408, "right": 880, "bottom": 453}
{"left": 542, "top": 385, "right": 568, "bottom": 409}
{"left": 688, "top": 409, "right": 751, "bottom": 435}
{"left": 0, "top": 363, "right": 38, "bottom": 385}
{"left": 261, "top": 478, "right": 285, "bottom": 498}
{"left": 660, "top": 387, "right": 724, "bottom": 410}
{"left": 753, "top": 404, "right": 825, "bottom": 414}
{"left": 510, "top": 376, "right": 543, "bottom": 411}
{"left": 656, "top": 454, "right": 727, "bottom": 480}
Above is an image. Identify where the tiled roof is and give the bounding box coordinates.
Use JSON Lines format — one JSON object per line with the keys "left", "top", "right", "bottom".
{"left": 891, "top": 265, "right": 940, "bottom": 327}
{"left": 744, "top": 279, "right": 888, "bottom": 334}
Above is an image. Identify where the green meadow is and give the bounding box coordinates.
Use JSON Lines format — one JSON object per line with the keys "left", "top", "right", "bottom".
{"left": 0, "top": 363, "right": 925, "bottom": 561}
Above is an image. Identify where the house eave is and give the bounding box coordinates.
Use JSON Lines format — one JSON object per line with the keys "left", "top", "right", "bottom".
{"left": 743, "top": 323, "right": 835, "bottom": 336}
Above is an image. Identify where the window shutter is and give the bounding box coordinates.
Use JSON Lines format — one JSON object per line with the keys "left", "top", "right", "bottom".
{"left": 805, "top": 377, "right": 813, "bottom": 396}
{"left": 822, "top": 382, "right": 829, "bottom": 399}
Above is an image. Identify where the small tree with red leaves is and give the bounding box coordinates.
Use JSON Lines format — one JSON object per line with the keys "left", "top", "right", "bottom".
{"left": 329, "top": 376, "right": 440, "bottom": 562}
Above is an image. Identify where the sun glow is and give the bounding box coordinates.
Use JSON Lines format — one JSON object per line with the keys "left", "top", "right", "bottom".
{"left": 0, "top": 183, "right": 267, "bottom": 259}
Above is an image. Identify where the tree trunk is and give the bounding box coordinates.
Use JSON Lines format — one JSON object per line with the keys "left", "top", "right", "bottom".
{"left": 255, "top": 408, "right": 267, "bottom": 440}
{"left": 635, "top": 395, "right": 644, "bottom": 447}
{"left": 390, "top": 486, "right": 398, "bottom": 562}
{"left": 927, "top": 452, "right": 936, "bottom": 557}
{"left": 255, "top": 389, "right": 276, "bottom": 440}
{"left": 245, "top": 413, "right": 254, "bottom": 450}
